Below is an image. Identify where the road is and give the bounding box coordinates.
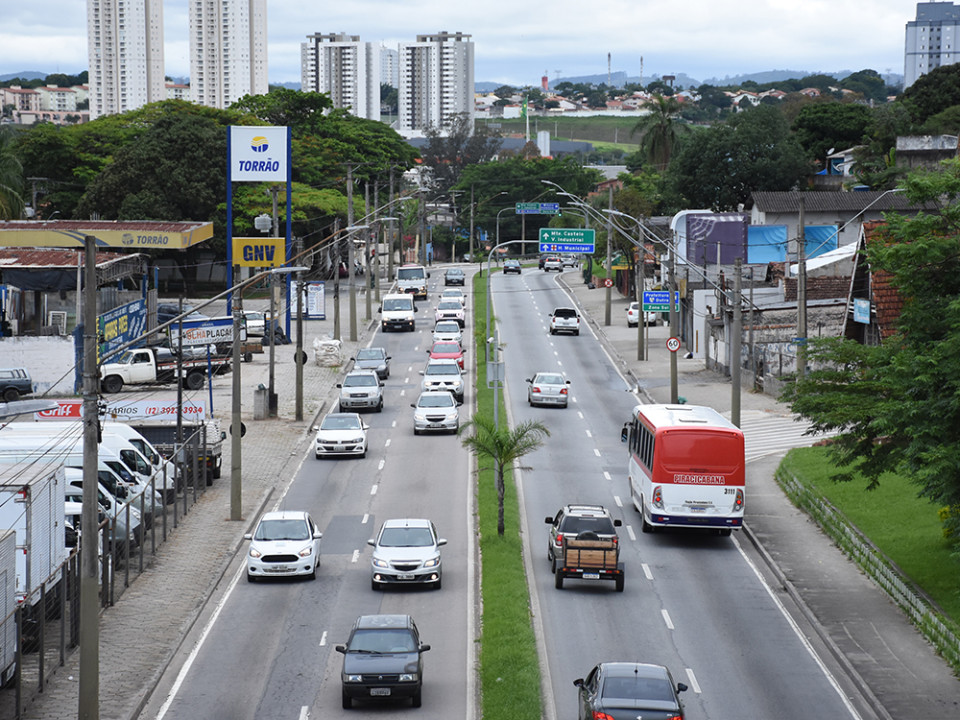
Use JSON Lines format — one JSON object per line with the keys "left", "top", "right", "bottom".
{"left": 141, "top": 281, "right": 475, "bottom": 720}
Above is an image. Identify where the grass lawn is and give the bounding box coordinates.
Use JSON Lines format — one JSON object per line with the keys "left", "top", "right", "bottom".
{"left": 779, "top": 447, "right": 960, "bottom": 623}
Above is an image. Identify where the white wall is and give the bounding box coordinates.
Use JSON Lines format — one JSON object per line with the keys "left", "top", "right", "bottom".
{"left": 0, "top": 337, "right": 77, "bottom": 396}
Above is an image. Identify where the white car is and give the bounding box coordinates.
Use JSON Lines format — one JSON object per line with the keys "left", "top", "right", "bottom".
{"left": 314, "top": 412, "right": 369, "bottom": 458}
{"left": 241, "top": 310, "right": 265, "bottom": 337}
{"left": 439, "top": 288, "right": 466, "bottom": 306}
{"left": 435, "top": 300, "right": 465, "bottom": 327}
{"left": 420, "top": 358, "right": 465, "bottom": 402}
{"left": 549, "top": 307, "right": 580, "bottom": 335}
{"left": 626, "top": 301, "right": 657, "bottom": 327}
{"left": 245, "top": 510, "right": 323, "bottom": 582}
{"left": 337, "top": 369, "right": 384, "bottom": 412}
{"left": 411, "top": 390, "right": 461, "bottom": 435}
{"left": 368, "top": 518, "right": 447, "bottom": 590}
{"left": 526, "top": 372, "right": 570, "bottom": 408}
{"left": 432, "top": 320, "right": 463, "bottom": 345}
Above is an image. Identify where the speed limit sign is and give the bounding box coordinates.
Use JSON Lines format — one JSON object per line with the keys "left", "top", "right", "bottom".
{"left": 603, "top": 278, "right": 613, "bottom": 288}
{"left": 666, "top": 337, "right": 681, "bottom": 352}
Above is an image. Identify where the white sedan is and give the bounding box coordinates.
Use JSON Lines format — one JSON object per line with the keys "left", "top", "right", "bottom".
{"left": 314, "top": 412, "right": 369, "bottom": 458}
{"left": 626, "top": 301, "right": 657, "bottom": 327}
{"left": 412, "top": 390, "right": 461, "bottom": 435}
{"left": 245, "top": 510, "right": 323, "bottom": 582}
{"left": 432, "top": 320, "right": 463, "bottom": 344}
{"left": 526, "top": 372, "right": 571, "bottom": 408}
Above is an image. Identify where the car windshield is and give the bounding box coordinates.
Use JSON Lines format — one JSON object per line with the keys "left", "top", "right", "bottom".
{"left": 344, "top": 374, "right": 377, "bottom": 387}
{"left": 321, "top": 415, "right": 362, "bottom": 431}
{"left": 348, "top": 628, "right": 416, "bottom": 654}
{"left": 432, "top": 343, "right": 460, "bottom": 354}
{"left": 418, "top": 394, "right": 455, "bottom": 408}
{"left": 536, "top": 374, "right": 565, "bottom": 385}
{"left": 378, "top": 526, "right": 434, "bottom": 547}
{"left": 356, "top": 349, "right": 383, "bottom": 360}
{"left": 435, "top": 322, "right": 459, "bottom": 333}
{"left": 383, "top": 298, "right": 411, "bottom": 311}
{"left": 397, "top": 268, "right": 425, "bottom": 280}
{"left": 602, "top": 675, "right": 674, "bottom": 702}
{"left": 425, "top": 364, "right": 458, "bottom": 376}
{"left": 254, "top": 518, "right": 310, "bottom": 542}
{"left": 438, "top": 301, "right": 461, "bottom": 310}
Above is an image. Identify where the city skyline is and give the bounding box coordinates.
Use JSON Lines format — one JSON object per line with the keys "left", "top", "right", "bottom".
{"left": 3, "top": 1, "right": 912, "bottom": 88}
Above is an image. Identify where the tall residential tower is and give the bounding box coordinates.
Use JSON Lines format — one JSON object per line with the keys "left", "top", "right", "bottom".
{"left": 300, "top": 33, "right": 380, "bottom": 120}
{"left": 190, "top": 0, "right": 269, "bottom": 109}
{"left": 86, "top": 0, "right": 165, "bottom": 119}
{"left": 398, "top": 32, "right": 474, "bottom": 136}
{"left": 905, "top": 2, "right": 960, "bottom": 88}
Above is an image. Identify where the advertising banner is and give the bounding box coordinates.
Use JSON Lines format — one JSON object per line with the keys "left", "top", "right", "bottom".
{"left": 168, "top": 316, "right": 242, "bottom": 346}
{"left": 229, "top": 126, "right": 289, "bottom": 182}
{"left": 98, "top": 299, "right": 147, "bottom": 360}
{"left": 35, "top": 398, "right": 209, "bottom": 421}
{"left": 232, "top": 237, "right": 286, "bottom": 267}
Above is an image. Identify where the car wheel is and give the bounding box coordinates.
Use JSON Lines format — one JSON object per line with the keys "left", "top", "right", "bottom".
{"left": 308, "top": 563, "right": 317, "bottom": 581}
{"left": 376, "top": 400, "right": 383, "bottom": 413}
{"left": 371, "top": 578, "right": 381, "bottom": 591}
{"left": 719, "top": 528, "right": 732, "bottom": 537}
{"left": 615, "top": 575, "right": 625, "bottom": 592}
{"left": 360, "top": 449, "right": 366, "bottom": 459}
{"left": 574, "top": 330, "right": 580, "bottom": 336}
{"left": 315, "top": 452, "right": 322, "bottom": 459}
{"left": 338, "top": 404, "right": 344, "bottom": 412}
{"left": 342, "top": 690, "right": 352, "bottom": 709}
{"left": 247, "top": 572, "right": 256, "bottom": 583}
{"left": 2, "top": 388, "right": 18, "bottom": 403}
{"left": 413, "top": 427, "right": 420, "bottom": 436}
{"left": 434, "top": 576, "right": 442, "bottom": 590}
{"left": 549, "top": 328, "right": 555, "bottom": 335}
{"left": 554, "top": 571, "right": 563, "bottom": 589}
{"left": 411, "top": 688, "right": 422, "bottom": 708}
{"left": 641, "top": 499, "right": 654, "bottom": 533}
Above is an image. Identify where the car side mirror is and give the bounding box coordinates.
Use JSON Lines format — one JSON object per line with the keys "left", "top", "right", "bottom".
{"left": 314, "top": 532, "right": 323, "bottom": 539}
{"left": 243, "top": 533, "right": 252, "bottom": 540}
{"left": 614, "top": 519, "right": 622, "bottom": 527}
{"left": 410, "top": 403, "right": 416, "bottom": 408}
{"left": 620, "top": 425, "right": 628, "bottom": 443}
{"left": 545, "top": 516, "right": 554, "bottom": 524}
{"left": 367, "top": 539, "right": 375, "bottom": 546}
{"left": 566, "top": 380, "right": 571, "bottom": 385}
{"left": 573, "top": 679, "right": 584, "bottom": 689}
{"left": 221, "top": 431, "right": 227, "bottom": 441}
{"left": 386, "top": 356, "right": 392, "bottom": 360}
{"left": 335, "top": 644, "right": 346, "bottom": 654}
{"left": 677, "top": 683, "right": 688, "bottom": 693}
{"left": 419, "top": 370, "right": 425, "bottom": 376}
{"left": 362, "top": 423, "right": 370, "bottom": 430}
{"left": 456, "top": 400, "right": 463, "bottom": 407}
{"left": 336, "top": 384, "right": 343, "bottom": 388}
{"left": 437, "top": 538, "right": 447, "bottom": 546}
{"left": 525, "top": 378, "right": 533, "bottom": 383}
{"left": 419, "top": 643, "right": 431, "bottom": 652}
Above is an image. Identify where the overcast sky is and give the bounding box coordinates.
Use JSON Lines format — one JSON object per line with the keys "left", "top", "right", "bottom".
{"left": 2, "top": 1, "right": 916, "bottom": 86}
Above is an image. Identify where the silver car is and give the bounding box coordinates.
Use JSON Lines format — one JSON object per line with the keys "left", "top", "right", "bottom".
{"left": 420, "top": 359, "right": 465, "bottom": 402}
{"left": 432, "top": 320, "right": 463, "bottom": 345}
{"left": 368, "top": 518, "right": 447, "bottom": 590}
{"left": 526, "top": 372, "right": 570, "bottom": 407}
{"left": 411, "top": 390, "right": 461, "bottom": 434}
{"left": 353, "top": 346, "right": 391, "bottom": 379}
{"left": 337, "top": 369, "right": 384, "bottom": 412}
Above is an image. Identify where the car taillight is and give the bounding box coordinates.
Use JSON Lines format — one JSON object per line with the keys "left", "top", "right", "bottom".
{"left": 532, "top": 387, "right": 541, "bottom": 393}
{"left": 592, "top": 712, "right": 616, "bottom": 720}
{"left": 556, "top": 533, "right": 563, "bottom": 546}
{"left": 559, "top": 387, "right": 567, "bottom": 395}
{"left": 652, "top": 485, "right": 663, "bottom": 509}
{"left": 734, "top": 488, "right": 744, "bottom": 511}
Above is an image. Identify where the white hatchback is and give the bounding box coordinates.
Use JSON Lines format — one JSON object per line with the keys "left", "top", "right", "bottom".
{"left": 245, "top": 510, "right": 323, "bottom": 582}
{"left": 314, "top": 412, "right": 369, "bottom": 458}
{"left": 432, "top": 320, "right": 463, "bottom": 345}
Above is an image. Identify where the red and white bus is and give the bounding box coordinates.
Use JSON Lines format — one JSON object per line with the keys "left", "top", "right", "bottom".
{"left": 622, "top": 404, "right": 745, "bottom": 536}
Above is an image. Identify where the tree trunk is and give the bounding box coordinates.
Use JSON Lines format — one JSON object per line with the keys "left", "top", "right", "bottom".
{"left": 497, "top": 466, "right": 506, "bottom": 536}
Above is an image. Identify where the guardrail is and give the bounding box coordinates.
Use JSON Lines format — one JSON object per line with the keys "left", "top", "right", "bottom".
{"left": 776, "top": 468, "right": 960, "bottom": 675}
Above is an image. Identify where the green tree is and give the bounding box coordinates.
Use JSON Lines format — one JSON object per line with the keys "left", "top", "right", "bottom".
{"left": 900, "top": 63, "right": 960, "bottom": 125}
{"left": 782, "top": 163, "right": 960, "bottom": 546}
{"left": 0, "top": 126, "right": 24, "bottom": 219}
{"left": 840, "top": 69, "right": 888, "bottom": 103}
{"left": 854, "top": 102, "right": 913, "bottom": 189}
{"left": 458, "top": 415, "right": 549, "bottom": 536}
{"left": 696, "top": 84, "right": 732, "bottom": 114}
{"left": 668, "top": 105, "right": 810, "bottom": 209}
{"left": 418, "top": 113, "right": 502, "bottom": 195}
{"left": 630, "top": 95, "right": 689, "bottom": 171}
{"left": 791, "top": 102, "right": 873, "bottom": 163}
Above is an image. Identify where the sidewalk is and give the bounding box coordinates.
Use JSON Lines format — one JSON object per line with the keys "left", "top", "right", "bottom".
{"left": 559, "top": 270, "right": 960, "bottom": 719}
{"left": 9, "top": 285, "right": 377, "bottom": 720}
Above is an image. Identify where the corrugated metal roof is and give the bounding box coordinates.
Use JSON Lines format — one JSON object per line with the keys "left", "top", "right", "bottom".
{"left": 751, "top": 190, "right": 933, "bottom": 214}
{"left": 0, "top": 247, "right": 127, "bottom": 268}
{"left": 0, "top": 220, "right": 210, "bottom": 233}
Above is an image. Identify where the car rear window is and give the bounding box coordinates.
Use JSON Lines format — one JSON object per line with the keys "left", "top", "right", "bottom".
{"left": 553, "top": 308, "right": 577, "bottom": 318}
{"left": 559, "top": 515, "right": 616, "bottom": 535}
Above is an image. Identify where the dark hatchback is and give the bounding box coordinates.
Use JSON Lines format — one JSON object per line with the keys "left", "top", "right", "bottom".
{"left": 336, "top": 614, "right": 430, "bottom": 708}
{"left": 575, "top": 662, "right": 687, "bottom": 720}
{"left": 444, "top": 268, "right": 465, "bottom": 285}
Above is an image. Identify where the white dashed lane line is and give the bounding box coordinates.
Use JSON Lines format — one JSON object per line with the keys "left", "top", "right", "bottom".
{"left": 661, "top": 609, "right": 675, "bottom": 630}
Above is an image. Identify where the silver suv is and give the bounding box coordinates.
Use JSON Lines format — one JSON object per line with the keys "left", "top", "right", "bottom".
{"left": 420, "top": 359, "right": 464, "bottom": 402}
{"left": 368, "top": 518, "right": 447, "bottom": 590}
{"left": 549, "top": 307, "right": 580, "bottom": 336}
{"left": 545, "top": 504, "right": 622, "bottom": 573}
{"left": 337, "top": 369, "right": 384, "bottom": 412}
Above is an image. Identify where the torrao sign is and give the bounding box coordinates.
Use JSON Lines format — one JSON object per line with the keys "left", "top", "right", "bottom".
{"left": 230, "top": 126, "right": 288, "bottom": 182}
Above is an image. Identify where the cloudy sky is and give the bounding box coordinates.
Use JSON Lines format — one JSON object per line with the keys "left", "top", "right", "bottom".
{"left": 2, "top": 1, "right": 915, "bottom": 86}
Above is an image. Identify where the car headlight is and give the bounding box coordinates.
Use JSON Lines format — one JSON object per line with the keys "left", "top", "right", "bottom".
{"left": 399, "top": 673, "right": 418, "bottom": 682}
{"left": 414, "top": 412, "right": 428, "bottom": 422}
{"left": 298, "top": 545, "right": 314, "bottom": 558}
{"left": 249, "top": 547, "right": 262, "bottom": 558}
{"left": 345, "top": 674, "right": 363, "bottom": 683}
{"left": 423, "top": 557, "right": 440, "bottom": 568}
{"left": 372, "top": 557, "right": 390, "bottom": 569}
{"left": 349, "top": 437, "right": 364, "bottom": 444}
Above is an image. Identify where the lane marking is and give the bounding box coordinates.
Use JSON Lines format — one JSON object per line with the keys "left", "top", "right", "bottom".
{"left": 603, "top": 471, "right": 611, "bottom": 481}
{"left": 626, "top": 525, "right": 636, "bottom": 542}
{"left": 391, "top": 420, "right": 397, "bottom": 428}
{"left": 578, "top": 411, "right": 584, "bottom": 419}
{"left": 351, "top": 549, "right": 360, "bottom": 563}
{"left": 593, "top": 448, "right": 601, "bottom": 457}
{"left": 370, "top": 484, "right": 378, "bottom": 495}
{"left": 585, "top": 429, "right": 592, "bottom": 438}
{"left": 299, "top": 706, "right": 309, "bottom": 720}
{"left": 642, "top": 563, "right": 653, "bottom": 580}
{"left": 385, "top": 438, "right": 391, "bottom": 447}
{"left": 661, "top": 609, "right": 674, "bottom": 630}
{"left": 685, "top": 668, "right": 702, "bottom": 694}
{"left": 319, "top": 631, "right": 328, "bottom": 646}
{"left": 361, "top": 513, "right": 369, "bottom": 524}
{"left": 378, "top": 459, "right": 385, "bottom": 471}
{"left": 613, "top": 494, "right": 622, "bottom": 507}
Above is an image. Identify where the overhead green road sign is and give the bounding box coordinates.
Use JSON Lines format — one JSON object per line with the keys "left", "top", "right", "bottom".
{"left": 517, "top": 202, "right": 560, "bottom": 215}
{"left": 538, "top": 228, "right": 596, "bottom": 254}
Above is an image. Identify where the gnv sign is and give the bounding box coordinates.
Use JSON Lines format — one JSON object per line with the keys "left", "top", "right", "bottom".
{"left": 232, "top": 237, "right": 287, "bottom": 267}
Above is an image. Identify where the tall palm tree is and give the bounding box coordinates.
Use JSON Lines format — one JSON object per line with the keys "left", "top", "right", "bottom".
{"left": 459, "top": 414, "right": 549, "bottom": 535}
{"left": 630, "top": 94, "right": 688, "bottom": 172}
{"left": 0, "top": 127, "right": 24, "bottom": 220}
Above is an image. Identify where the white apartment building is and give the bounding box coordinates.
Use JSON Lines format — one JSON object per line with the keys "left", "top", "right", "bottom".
{"left": 300, "top": 33, "right": 380, "bottom": 120}
{"left": 189, "top": 0, "right": 268, "bottom": 109}
{"left": 398, "top": 31, "right": 474, "bottom": 137}
{"left": 381, "top": 47, "right": 399, "bottom": 89}
{"left": 86, "top": 0, "right": 165, "bottom": 119}
{"left": 905, "top": 2, "right": 960, "bottom": 88}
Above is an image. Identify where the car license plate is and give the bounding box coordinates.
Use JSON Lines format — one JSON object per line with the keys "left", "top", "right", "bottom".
{"left": 370, "top": 688, "right": 391, "bottom": 696}
{"left": 269, "top": 566, "right": 291, "bottom": 573}
{"left": 428, "top": 423, "right": 444, "bottom": 428}
{"left": 690, "top": 507, "right": 706, "bottom": 513}
{"left": 583, "top": 572, "right": 600, "bottom": 580}
{"left": 398, "top": 573, "right": 415, "bottom": 580}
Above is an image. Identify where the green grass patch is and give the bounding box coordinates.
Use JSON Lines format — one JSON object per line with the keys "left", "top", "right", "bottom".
{"left": 469, "top": 271, "right": 543, "bottom": 720}
{"left": 779, "top": 447, "right": 960, "bottom": 622}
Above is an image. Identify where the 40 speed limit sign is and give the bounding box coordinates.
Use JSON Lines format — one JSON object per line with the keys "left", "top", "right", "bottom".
{"left": 666, "top": 337, "right": 681, "bottom": 352}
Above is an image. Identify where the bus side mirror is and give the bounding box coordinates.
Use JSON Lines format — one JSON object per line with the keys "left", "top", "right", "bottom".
{"left": 620, "top": 425, "right": 628, "bottom": 443}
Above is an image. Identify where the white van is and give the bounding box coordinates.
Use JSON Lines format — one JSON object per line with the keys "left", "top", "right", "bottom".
{"left": 379, "top": 293, "right": 417, "bottom": 332}
{"left": 61, "top": 469, "right": 141, "bottom": 545}
{"left": 396, "top": 264, "right": 429, "bottom": 299}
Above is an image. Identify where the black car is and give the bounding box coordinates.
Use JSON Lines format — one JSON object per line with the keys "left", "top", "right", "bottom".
{"left": 0, "top": 367, "right": 33, "bottom": 403}
{"left": 444, "top": 268, "right": 465, "bottom": 286}
{"left": 574, "top": 662, "right": 687, "bottom": 720}
{"left": 336, "top": 614, "right": 430, "bottom": 708}
{"left": 353, "top": 346, "right": 391, "bottom": 379}
{"left": 503, "top": 259, "right": 522, "bottom": 274}
{"left": 157, "top": 302, "right": 209, "bottom": 326}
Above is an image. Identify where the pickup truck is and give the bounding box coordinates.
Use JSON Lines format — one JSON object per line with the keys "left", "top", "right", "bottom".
{"left": 100, "top": 347, "right": 230, "bottom": 394}
{"left": 552, "top": 532, "right": 625, "bottom": 592}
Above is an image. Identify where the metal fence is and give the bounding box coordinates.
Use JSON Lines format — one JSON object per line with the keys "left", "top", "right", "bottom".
{"left": 0, "top": 425, "right": 215, "bottom": 719}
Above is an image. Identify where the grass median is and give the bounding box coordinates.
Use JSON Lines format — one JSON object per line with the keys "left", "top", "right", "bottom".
{"left": 469, "top": 269, "right": 543, "bottom": 720}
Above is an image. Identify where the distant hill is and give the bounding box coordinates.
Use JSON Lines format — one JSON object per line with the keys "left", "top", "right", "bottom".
{"left": 0, "top": 71, "right": 49, "bottom": 82}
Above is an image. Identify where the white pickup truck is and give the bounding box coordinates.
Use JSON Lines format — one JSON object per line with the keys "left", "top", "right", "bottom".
{"left": 100, "top": 346, "right": 230, "bottom": 393}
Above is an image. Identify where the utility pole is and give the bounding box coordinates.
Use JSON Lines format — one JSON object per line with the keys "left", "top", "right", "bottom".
{"left": 797, "top": 194, "right": 807, "bottom": 379}
{"left": 365, "top": 181, "right": 372, "bottom": 322}
{"left": 469, "top": 184, "right": 475, "bottom": 263}
{"left": 604, "top": 187, "right": 613, "bottom": 326}
{"left": 333, "top": 218, "right": 341, "bottom": 341}
{"left": 268, "top": 186, "right": 279, "bottom": 416}
{"left": 387, "top": 168, "right": 396, "bottom": 280}
{"left": 731, "top": 258, "right": 742, "bottom": 428}
{"left": 418, "top": 188, "right": 427, "bottom": 267}
{"left": 295, "top": 240, "right": 304, "bottom": 422}
{"left": 79, "top": 235, "right": 99, "bottom": 720}
{"left": 669, "top": 237, "right": 679, "bottom": 404}
{"left": 347, "top": 166, "right": 358, "bottom": 341}
{"left": 230, "top": 269, "right": 243, "bottom": 520}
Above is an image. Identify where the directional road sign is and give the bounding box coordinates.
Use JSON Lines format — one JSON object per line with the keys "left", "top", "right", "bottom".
{"left": 516, "top": 202, "right": 560, "bottom": 215}
{"left": 642, "top": 290, "right": 680, "bottom": 312}
{"left": 538, "top": 228, "right": 596, "bottom": 254}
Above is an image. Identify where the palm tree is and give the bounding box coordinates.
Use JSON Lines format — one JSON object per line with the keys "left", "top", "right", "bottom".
{"left": 459, "top": 414, "right": 550, "bottom": 536}
{"left": 630, "top": 94, "right": 688, "bottom": 172}
{"left": 0, "top": 126, "right": 24, "bottom": 220}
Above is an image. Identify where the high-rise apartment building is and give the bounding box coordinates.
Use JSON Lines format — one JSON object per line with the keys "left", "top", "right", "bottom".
{"left": 905, "top": 2, "right": 960, "bottom": 88}
{"left": 86, "top": 0, "right": 165, "bottom": 119}
{"left": 381, "top": 47, "right": 399, "bottom": 89}
{"left": 300, "top": 33, "right": 380, "bottom": 120}
{"left": 398, "top": 32, "right": 474, "bottom": 136}
{"left": 190, "top": 0, "right": 268, "bottom": 109}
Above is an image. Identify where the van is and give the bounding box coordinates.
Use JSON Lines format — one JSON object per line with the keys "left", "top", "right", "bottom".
{"left": 396, "top": 264, "right": 429, "bottom": 299}
{"left": 379, "top": 293, "right": 417, "bottom": 332}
